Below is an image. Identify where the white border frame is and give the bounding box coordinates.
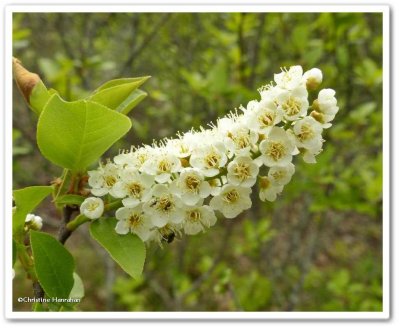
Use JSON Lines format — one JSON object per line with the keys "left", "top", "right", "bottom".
{"left": 3, "top": 2, "right": 390, "bottom": 320}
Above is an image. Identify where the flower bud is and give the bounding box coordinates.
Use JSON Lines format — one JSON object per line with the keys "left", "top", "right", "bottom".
{"left": 311, "top": 110, "right": 324, "bottom": 123}
{"left": 303, "top": 68, "right": 323, "bottom": 90}
{"left": 12, "top": 57, "right": 41, "bottom": 104}
{"left": 311, "top": 99, "right": 320, "bottom": 111}
{"left": 80, "top": 197, "right": 104, "bottom": 219}
{"left": 25, "top": 213, "right": 43, "bottom": 231}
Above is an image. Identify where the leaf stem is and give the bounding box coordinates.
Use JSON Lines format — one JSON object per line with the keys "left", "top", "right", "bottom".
{"left": 66, "top": 214, "right": 90, "bottom": 231}
{"left": 65, "top": 199, "right": 123, "bottom": 232}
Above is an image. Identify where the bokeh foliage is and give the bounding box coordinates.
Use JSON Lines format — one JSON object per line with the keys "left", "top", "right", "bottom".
{"left": 12, "top": 12, "right": 383, "bottom": 311}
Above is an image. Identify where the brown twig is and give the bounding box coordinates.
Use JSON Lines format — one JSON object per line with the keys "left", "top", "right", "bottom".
{"left": 58, "top": 205, "right": 76, "bottom": 245}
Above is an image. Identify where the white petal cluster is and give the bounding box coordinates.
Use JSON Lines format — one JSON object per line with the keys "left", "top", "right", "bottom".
{"left": 86, "top": 66, "right": 339, "bottom": 246}
{"left": 25, "top": 213, "right": 43, "bottom": 231}
{"left": 80, "top": 197, "right": 104, "bottom": 219}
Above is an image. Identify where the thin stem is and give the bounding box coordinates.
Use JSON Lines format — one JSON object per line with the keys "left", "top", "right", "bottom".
{"left": 53, "top": 169, "right": 69, "bottom": 201}
{"left": 65, "top": 199, "right": 123, "bottom": 232}
{"left": 66, "top": 214, "right": 90, "bottom": 231}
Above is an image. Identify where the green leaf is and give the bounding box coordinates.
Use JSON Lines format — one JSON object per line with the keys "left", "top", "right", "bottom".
{"left": 55, "top": 194, "right": 85, "bottom": 207}
{"left": 37, "top": 94, "right": 132, "bottom": 171}
{"left": 90, "top": 218, "right": 145, "bottom": 279}
{"left": 94, "top": 77, "right": 150, "bottom": 92}
{"left": 29, "top": 81, "right": 55, "bottom": 116}
{"left": 33, "top": 302, "right": 45, "bottom": 312}
{"left": 12, "top": 239, "right": 17, "bottom": 267}
{"left": 88, "top": 76, "right": 150, "bottom": 112}
{"left": 13, "top": 186, "right": 53, "bottom": 235}
{"left": 30, "top": 231, "right": 75, "bottom": 303}
{"left": 116, "top": 89, "right": 147, "bottom": 115}
{"left": 69, "top": 272, "right": 85, "bottom": 300}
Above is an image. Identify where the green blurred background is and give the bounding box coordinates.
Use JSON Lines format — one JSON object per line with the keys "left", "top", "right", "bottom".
{"left": 12, "top": 12, "right": 383, "bottom": 311}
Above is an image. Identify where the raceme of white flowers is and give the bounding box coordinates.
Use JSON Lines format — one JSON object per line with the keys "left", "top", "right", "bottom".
{"left": 83, "top": 65, "right": 339, "bottom": 245}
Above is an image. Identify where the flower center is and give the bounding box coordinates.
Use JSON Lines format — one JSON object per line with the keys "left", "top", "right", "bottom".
{"left": 233, "top": 133, "right": 251, "bottom": 149}
{"left": 158, "top": 159, "right": 172, "bottom": 173}
{"left": 137, "top": 153, "right": 149, "bottom": 165}
{"left": 271, "top": 170, "right": 285, "bottom": 181}
{"left": 156, "top": 196, "right": 174, "bottom": 212}
{"left": 185, "top": 175, "right": 201, "bottom": 191}
{"left": 87, "top": 202, "right": 99, "bottom": 211}
{"left": 233, "top": 163, "right": 251, "bottom": 181}
{"left": 223, "top": 189, "right": 240, "bottom": 204}
{"left": 258, "top": 111, "right": 275, "bottom": 127}
{"left": 297, "top": 123, "right": 314, "bottom": 142}
{"left": 128, "top": 213, "right": 142, "bottom": 228}
{"left": 282, "top": 97, "right": 301, "bottom": 116}
{"left": 267, "top": 142, "right": 286, "bottom": 161}
{"left": 127, "top": 182, "right": 143, "bottom": 198}
{"left": 187, "top": 210, "right": 202, "bottom": 222}
{"left": 105, "top": 175, "right": 117, "bottom": 187}
{"left": 205, "top": 152, "right": 221, "bottom": 168}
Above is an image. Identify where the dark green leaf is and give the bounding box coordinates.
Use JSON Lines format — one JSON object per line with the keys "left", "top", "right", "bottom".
{"left": 90, "top": 218, "right": 145, "bottom": 279}
{"left": 30, "top": 231, "right": 75, "bottom": 303}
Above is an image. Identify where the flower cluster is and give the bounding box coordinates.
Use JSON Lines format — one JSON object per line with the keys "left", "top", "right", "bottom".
{"left": 83, "top": 66, "right": 339, "bottom": 245}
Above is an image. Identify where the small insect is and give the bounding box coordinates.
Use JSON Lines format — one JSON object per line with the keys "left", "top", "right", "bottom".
{"left": 162, "top": 232, "right": 175, "bottom": 243}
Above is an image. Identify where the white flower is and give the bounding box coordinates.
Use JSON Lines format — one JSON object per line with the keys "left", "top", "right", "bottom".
{"left": 88, "top": 162, "right": 120, "bottom": 197}
{"left": 182, "top": 205, "right": 217, "bottom": 235}
{"left": 113, "top": 151, "right": 135, "bottom": 168}
{"left": 274, "top": 66, "right": 304, "bottom": 90}
{"left": 227, "top": 156, "right": 259, "bottom": 187}
{"left": 259, "top": 84, "right": 285, "bottom": 104}
{"left": 141, "top": 151, "right": 181, "bottom": 183}
{"left": 276, "top": 86, "right": 309, "bottom": 121}
{"left": 25, "top": 213, "right": 43, "bottom": 230}
{"left": 143, "top": 184, "right": 184, "bottom": 227}
{"left": 268, "top": 163, "right": 295, "bottom": 186}
{"left": 293, "top": 116, "right": 323, "bottom": 149}
{"left": 210, "top": 184, "right": 252, "bottom": 218}
{"left": 149, "top": 223, "right": 181, "bottom": 246}
{"left": 170, "top": 168, "right": 211, "bottom": 206}
{"left": 312, "top": 89, "right": 339, "bottom": 126}
{"left": 259, "top": 127, "right": 296, "bottom": 167}
{"left": 303, "top": 68, "right": 323, "bottom": 90}
{"left": 222, "top": 123, "right": 259, "bottom": 156}
{"left": 111, "top": 168, "right": 154, "bottom": 208}
{"left": 259, "top": 177, "right": 284, "bottom": 202}
{"left": 80, "top": 197, "right": 104, "bottom": 219}
{"left": 190, "top": 142, "right": 228, "bottom": 177}
{"left": 245, "top": 99, "right": 283, "bottom": 135}
{"left": 302, "top": 138, "right": 324, "bottom": 164}
{"left": 115, "top": 205, "right": 152, "bottom": 242}
{"left": 166, "top": 137, "right": 192, "bottom": 158}
{"left": 318, "top": 88, "right": 338, "bottom": 111}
